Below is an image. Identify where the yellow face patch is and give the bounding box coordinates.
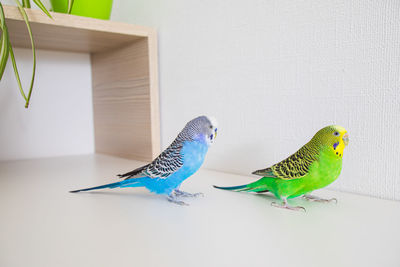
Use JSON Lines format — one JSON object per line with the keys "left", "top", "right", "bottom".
{"left": 332, "top": 140, "right": 345, "bottom": 157}
{"left": 331, "top": 128, "right": 348, "bottom": 158}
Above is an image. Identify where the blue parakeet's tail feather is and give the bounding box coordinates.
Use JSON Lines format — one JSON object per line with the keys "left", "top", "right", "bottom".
{"left": 70, "top": 179, "right": 142, "bottom": 193}
{"left": 70, "top": 181, "right": 122, "bottom": 193}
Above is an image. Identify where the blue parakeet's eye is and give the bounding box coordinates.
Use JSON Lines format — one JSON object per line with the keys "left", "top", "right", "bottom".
{"left": 333, "top": 131, "right": 339, "bottom": 136}
{"left": 210, "top": 125, "right": 213, "bottom": 129}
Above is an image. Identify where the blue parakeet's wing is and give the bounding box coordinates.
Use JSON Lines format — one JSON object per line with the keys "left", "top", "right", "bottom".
{"left": 118, "top": 115, "right": 216, "bottom": 180}
{"left": 118, "top": 140, "right": 184, "bottom": 180}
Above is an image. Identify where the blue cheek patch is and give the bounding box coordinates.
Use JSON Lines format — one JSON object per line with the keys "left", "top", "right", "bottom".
{"left": 333, "top": 142, "right": 339, "bottom": 150}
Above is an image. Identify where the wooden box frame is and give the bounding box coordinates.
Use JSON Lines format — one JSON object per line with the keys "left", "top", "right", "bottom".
{"left": 4, "top": 5, "right": 160, "bottom": 161}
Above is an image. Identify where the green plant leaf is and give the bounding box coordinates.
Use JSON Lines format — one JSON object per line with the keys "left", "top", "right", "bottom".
{"left": 32, "top": 0, "right": 53, "bottom": 19}
{"left": 0, "top": 3, "right": 10, "bottom": 80}
{"left": 22, "top": 0, "right": 31, "bottom": 9}
{"left": 8, "top": 43, "right": 27, "bottom": 101}
{"left": 0, "top": 33, "right": 10, "bottom": 81}
{"left": 67, "top": 0, "right": 74, "bottom": 14}
{"left": 14, "top": 0, "right": 37, "bottom": 108}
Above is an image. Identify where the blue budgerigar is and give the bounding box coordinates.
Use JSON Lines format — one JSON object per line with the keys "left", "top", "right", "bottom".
{"left": 70, "top": 116, "right": 218, "bottom": 205}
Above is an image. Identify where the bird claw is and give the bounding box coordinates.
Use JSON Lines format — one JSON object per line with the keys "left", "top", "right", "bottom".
{"left": 321, "top": 197, "right": 338, "bottom": 204}
{"left": 271, "top": 201, "right": 306, "bottom": 212}
{"left": 330, "top": 198, "right": 338, "bottom": 204}
{"left": 192, "top": 192, "right": 204, "bottom": 198}
{"left": 302, "top": 195, "right": 337, "bottom": 204}
{"left": 174, "top": 190, "right": 204, "bottom": 198}
{"left": 167, "top": 195, "right": 189, "bottom": 206}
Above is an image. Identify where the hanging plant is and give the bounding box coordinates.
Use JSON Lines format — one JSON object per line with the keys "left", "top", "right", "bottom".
{"left": 0, "top": 0, "right": 72, "bottom": 108}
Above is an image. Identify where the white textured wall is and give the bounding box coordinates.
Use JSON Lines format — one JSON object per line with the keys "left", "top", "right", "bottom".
{"left": 112, "top": 0, "right": 400, "bottom": 200}
{"left": 0, "top": 48, "right": 94, "bottom": 160}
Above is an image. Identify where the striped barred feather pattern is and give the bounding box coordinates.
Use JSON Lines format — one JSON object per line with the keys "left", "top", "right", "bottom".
{"left": 253, "top": 135, "right": 322, "bottom": 180}
{"left": 175, "top": 116, "right": 211, "bottom": 142}
{"left": 252, "top": 126, "right": 344, "bottom": 180}
{"left": 271, "top": 143, "right": 320, "bottom": 179}
{"left": 141, "top": 139, "right": 184, "bottom": 178}
{"left": 120, "top": 116, "right": 212, "bottom": 180}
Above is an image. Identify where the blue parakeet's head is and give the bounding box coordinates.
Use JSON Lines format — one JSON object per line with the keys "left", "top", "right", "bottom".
{"left": 179, "top": 116, "right": 218, "bottom": 145}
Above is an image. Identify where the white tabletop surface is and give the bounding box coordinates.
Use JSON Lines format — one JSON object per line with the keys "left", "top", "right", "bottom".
{"left": 0, "top": 154, "right": 399, "bottom": 267}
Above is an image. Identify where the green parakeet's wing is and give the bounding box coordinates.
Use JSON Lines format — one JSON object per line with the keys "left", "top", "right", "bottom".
{"left": 252, "top": 145, "right": 319, "bottom": 180}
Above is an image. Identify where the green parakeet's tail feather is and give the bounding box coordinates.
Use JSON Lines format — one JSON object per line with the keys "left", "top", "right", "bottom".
{"left": 213, "top": 179, "right": 269, "bottom": 193}
{"left": 213, "top": 184, "right": 249, "bottom": 191}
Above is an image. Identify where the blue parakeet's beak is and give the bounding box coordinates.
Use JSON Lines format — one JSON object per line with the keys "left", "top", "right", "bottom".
{"left": 342, "top": 133, "right": 349, "bottom": 146}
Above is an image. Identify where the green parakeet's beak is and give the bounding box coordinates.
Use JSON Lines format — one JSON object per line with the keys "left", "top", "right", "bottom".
{"left": 342, "top": 133, "right": 349, "bottom": 146}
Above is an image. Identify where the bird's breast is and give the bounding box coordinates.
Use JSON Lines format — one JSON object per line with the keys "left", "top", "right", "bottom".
{"left": 180, "top": 141, "right": 209, "bottom": 176}
{"left": 310, "top": 149, "right": 343, "bottom": 187}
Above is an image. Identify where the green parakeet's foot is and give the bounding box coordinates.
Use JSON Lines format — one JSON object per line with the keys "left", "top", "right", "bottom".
{"left": 302, "top": 194, "right": 337, "bottom": 203}
{"left": 174, "top": 189, "right": 204, "bottom": 198}
{"left": 167, "top": 194, "right": 189, "bottom": 206}
{"left": 271, "top": 198, "right": 306, "bottom": 212}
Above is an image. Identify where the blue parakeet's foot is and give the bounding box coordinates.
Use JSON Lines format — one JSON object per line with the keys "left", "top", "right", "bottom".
{"left": 302, "top": 194, "right": 337, "bottom": 203}
{"left": 271, "top": 197, "right": 306, "bottom": 212}
{"left": 174, "top": 189, "right": 204, "bottom": 198}
{"left": 167, "top": 193, "right": 189, "bottom": 206}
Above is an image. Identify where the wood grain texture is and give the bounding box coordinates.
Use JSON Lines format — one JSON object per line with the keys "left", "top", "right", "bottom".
{"left": 147, "top": 31, "right": 161, "bottom": 159}
{"left": 91, "top": 37, "right": 160, "bottom": 161}
{"left": 4, "top": 5, "right": 152, "bottom": 53}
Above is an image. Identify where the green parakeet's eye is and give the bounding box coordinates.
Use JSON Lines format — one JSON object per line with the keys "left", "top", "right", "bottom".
{"left": 333, "top": 131, "right": 340, "bottom": 136}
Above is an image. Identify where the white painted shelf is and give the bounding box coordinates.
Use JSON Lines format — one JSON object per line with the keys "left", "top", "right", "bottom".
{"left": 0, "top": 154, "right": 399, "bottom": 267}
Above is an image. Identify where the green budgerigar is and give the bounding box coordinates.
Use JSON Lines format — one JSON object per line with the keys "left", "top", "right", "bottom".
{"left": 214, "top": 125, "right": 349, "bottom": 211}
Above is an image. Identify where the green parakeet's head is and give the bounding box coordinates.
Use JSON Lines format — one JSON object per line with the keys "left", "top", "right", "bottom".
{"left": 312, "top": 125, "right": 349, "bottom": 158}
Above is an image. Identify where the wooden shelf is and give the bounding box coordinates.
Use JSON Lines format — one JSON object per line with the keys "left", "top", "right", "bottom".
{"left": 4, "top": 5, "right": 160, "bottom": 161}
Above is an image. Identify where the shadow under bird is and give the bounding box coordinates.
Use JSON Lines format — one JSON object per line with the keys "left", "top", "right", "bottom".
{"left": 214, "top": 125, "right": 349, "bottom": 211}
{"left": 70, "top": 116, "right": 218, "bottom": 205}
